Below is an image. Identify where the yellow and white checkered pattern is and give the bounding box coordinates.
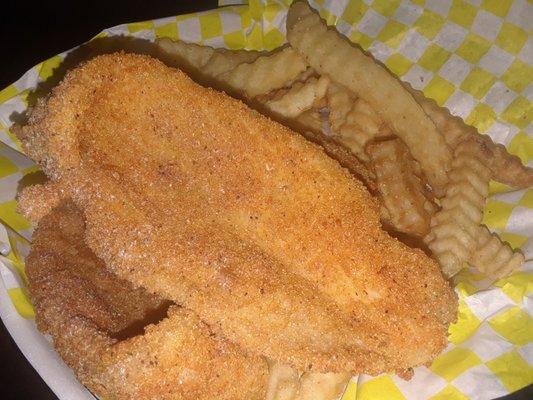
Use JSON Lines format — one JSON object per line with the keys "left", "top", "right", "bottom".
{"left": 0, "top": 1, "right": 531, "bottom": 399}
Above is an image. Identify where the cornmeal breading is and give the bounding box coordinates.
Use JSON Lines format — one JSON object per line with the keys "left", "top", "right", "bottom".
{"left": 26, "top": 202, "right": 269, "bottom": 400}
{"left": 18, "top": 53, "right": 457, "bottom": 374}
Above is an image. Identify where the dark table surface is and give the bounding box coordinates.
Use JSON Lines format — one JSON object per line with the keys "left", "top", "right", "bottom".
{"left": 0, "top": 1, "right": 531, "bottom": 399}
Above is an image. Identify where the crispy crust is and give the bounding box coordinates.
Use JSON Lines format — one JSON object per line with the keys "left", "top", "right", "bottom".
{"left": 19, "top": 53, "right": 456, "bottom": 374}
{"left": 26, "top": 202, "right": 269, "bottom": 400}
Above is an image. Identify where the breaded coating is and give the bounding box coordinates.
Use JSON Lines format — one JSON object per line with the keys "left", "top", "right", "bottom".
{"left": 26, "top": 202, "right": 269, "bottom": 400}
{"left": 17, "top": 181, "right": 65, "bottom": 223}
{"left": 19, "top": 53, "right": 457, "bottom": 374}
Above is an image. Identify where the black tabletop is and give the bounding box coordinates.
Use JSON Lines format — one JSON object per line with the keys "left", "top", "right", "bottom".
{"left": 0, "top": 1, "right": 531, "bottom": 399}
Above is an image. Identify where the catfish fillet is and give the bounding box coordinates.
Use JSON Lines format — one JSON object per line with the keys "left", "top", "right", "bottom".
{"left": 26, "top": 202, "right": 269, "bottom": 400}
{"left": 18, "top": 53, "right": 457, "bottom": 374}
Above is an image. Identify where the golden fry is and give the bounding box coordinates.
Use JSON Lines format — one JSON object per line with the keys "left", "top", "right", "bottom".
{"left": 203, "top": 48, "right": 265, "bottom": 76}
{"left": 293, "top": 107, "right": 324, "bottom": 133}
{"left": 327, "top": 83, "right": 354, "bottom": 133}
{"left": 156, "top": 38, "right": 263, "bottom": 76}
{"left": 266, "top": 362, "right": 299, "bottom": 400}
{"left": 409, "top": 87, "right": 533, "bottom": 189}
{"left": 295, "top": 371, "right": 351, "bottom": 400}
{"left": 368, "top": 138, "right": 438, "bottom": 237}
{"left": 157, "top": 38, "right": 215, "bottom": 70}
{"left": 304, "top": 129, "right": 378, "bottom": 194}
{"left": 217, "top": 46, "right": 308, "bottom": 97}
{"left": 425, "top": 138, "right": 493, "bottom": 277}
{"left": 266, "top": 362, "right": 350, "bottom": 400}
{"left": 283, "top": 67, "right": 317, "bottom": 88}
{"left": 470, "top": 225, "right": 525, "bottom": 278}
{"left": 286, "top": 1, "right": 452, "bottom": 195}
{"left": 259, "top": 75, "right": 330, "bottom": 118}
{"left": 327, "top": 83, "right": 388, "bottom": 162}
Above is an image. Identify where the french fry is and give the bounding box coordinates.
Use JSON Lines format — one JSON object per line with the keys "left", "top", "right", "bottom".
{"left": 283, "top": 67, "right": 317, "bottom": 88}
{"left": 367, "top": 138, "right": 438, "bottom": 237}
{"left": 425, "top": 138, "right": 493, "bottom": 277}
{"left": 156, "top": 38, "right": 263, "bottom": 76}
{"left": 409, "top": 87, "right": 533, "bottom": 189}
{"left": 266, "top": 362, "right": 299, "bottom": 400}
{"left": 286, "top": 1, "right": 452, "bottom": 195}
{"left": 157, "top": 38, "right": 216, "bottom": 70}
{"left": 476, "top": 134, "right": 533, "bottom": 189}
{"left": 203, "top": 47, "right": 265, "bottom": 76}
{"left": 470, "top": 225, "right": 525, "bottom": 278}
{"left": 327, "top": 83, "right": 354, "bottom": 133}
{"left": 328, "top": 83, "right": 389, "bottom": 162}
{"left": 295, "top": 371, "right": 351, "bottom": 400}
{"left": 293, "top": 108, "right": 324, "bottom": 133}
{"left": 266, "top": 361, "right": 351, "bottom": 400}
{"left": 258, "top": 75, "right": 330, "bottom": 118}
{"left": 217, "top": 46, "right": 308, "bottom": 97}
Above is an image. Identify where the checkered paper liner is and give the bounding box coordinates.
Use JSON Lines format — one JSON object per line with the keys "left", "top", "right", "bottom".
{"left": 0, "top": 0, "right": 531, "bottom": 399}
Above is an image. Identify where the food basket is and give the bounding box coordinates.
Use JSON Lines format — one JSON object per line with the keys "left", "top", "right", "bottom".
{"left": 0, "top": 1, "right": 531, "bottom": 399}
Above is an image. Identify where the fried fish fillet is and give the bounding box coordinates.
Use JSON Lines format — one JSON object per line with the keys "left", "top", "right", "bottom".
{"left": 18, "top": 53, "right": 457, "bottom": 374}
{"left": 26, "top": 201, "right": 269, "bottom": 400}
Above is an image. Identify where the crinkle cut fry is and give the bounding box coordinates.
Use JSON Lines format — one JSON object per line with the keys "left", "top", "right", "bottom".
{"left": 26, "top": 202, "right": 269, "bottom": 400}
{"left": 286, "top": 1, "right": 452, "bottom": 195}
{"left": 327, "top": 83, "right": 354, "bottom": 134}
{"left": 266, "top": 361, "right": 350, "bottom": 400}
{"left": 19, "top": 53, "right": 456, "bottom": 374}
{"left": 425, "top": 138, "right": 493, "bottom": 277}
{"left": 470, "top": 225, "right": 525, "bottom": 278}
{"left": 256, "top": 75, "right": 330, "bottom": 118}
{"left": 408, "top": 86, "right": 533, "bottom": 189}
{"left": 367, "top": 138, "right": 438, "bottom": 237}
{"left": 216, "top": 46, "right": 308, "bottom": 97}
{"left": 327, "top": 83, "right": 390, "bottom": 162}
{"left": 156, "top": 38, "right": 264, "bottom": 77}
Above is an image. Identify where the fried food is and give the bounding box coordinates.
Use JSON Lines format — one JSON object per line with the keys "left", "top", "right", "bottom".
{"left": 155, "top": 37, "right": 372, "bottom": 192}
{"left": 292, "top": 107, "right": 324, "bottom": 132}
{"left": 267, "top": 363, "right": 300, "bottom": 400}
{"left": 367, "top": 138, "right": 438, "bottom": 237}
{"left": 266, "top": 361, "right": 350, "bottom": 400}
{"left": 470, "top": 225, "right": 525, "bottom": 278}
{"left": 409, "top": 87, "right": 533, "bottom": 189}
{"left": 256, "top": 75, "right": 330, "bottom": 118}
{"left": 16, "top": 180, "right": 65, "bottom": 222}
{"left": 294, "top": 372, "right": 351, "bottom": 400}
{"left": 286, "top": 1, "right": 452, "bottom": 195}
{"left": 26, "top": 201, "right": 269, "bottom": 400}
{"left": 216, "top": 46, "right": 308, "bottom": 97}
{"left": 157, "top": 39, "right": 307, "bottom": 98}
{"left": 327, "top": 83, "right": 390, "bottom": 162}
{"left": 326, "top": 83, "right": 354, "bottom": 133}
{"left": 425, "top": 138, "right": 493, "bottom": 277}
{"left": 282, "top": 108, "right": 378, "bottom": 192}
{"left": 280, "top": 106, "right": 377, "bottom": 193}
{"left": 157, "top": 38, "right": 264, "bottom": 77}
{"left": 18, "top": 53, "right": 456, "bottom": 374}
